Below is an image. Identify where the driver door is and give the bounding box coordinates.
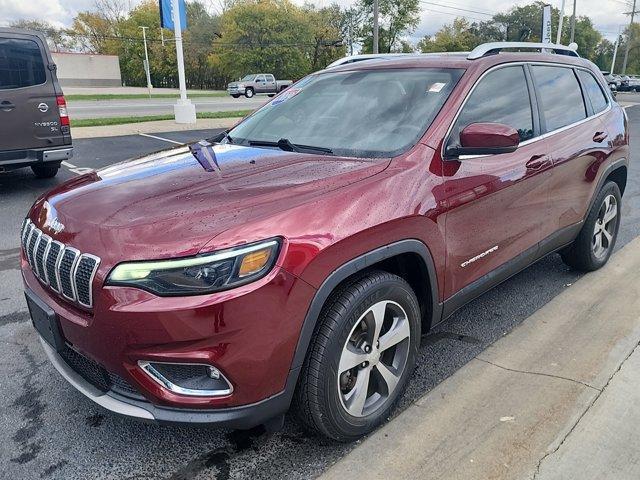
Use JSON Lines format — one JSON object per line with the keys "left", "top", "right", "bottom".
{"left": 255, "top": 75, "right": 267, "bottom": 93}
{"left": 441, "top": 64, "right": 552, "bottom": 300}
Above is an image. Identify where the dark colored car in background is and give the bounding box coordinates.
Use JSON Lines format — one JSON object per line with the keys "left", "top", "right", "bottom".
{"left": 21, "top": 43, "right": 628, "bottom": 442}
{"left": 0, "top": 28, "right": 72, "bottom": 178}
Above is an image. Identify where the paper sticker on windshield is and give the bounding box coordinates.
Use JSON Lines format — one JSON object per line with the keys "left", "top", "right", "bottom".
{"left": 271, "top": 88, "right": 302, "bottom": 106}
{"left": 428, "top": 82, "right": 447, "bottom": 93}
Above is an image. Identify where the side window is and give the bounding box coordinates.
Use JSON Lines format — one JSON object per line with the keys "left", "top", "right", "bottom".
{"left": 531, "top": 66, "right": 586, "bottom": 131}
{"left": 255, "top": 75, "right": 266, "bottom": 82}
{"left": 577, "top": 70, "right": 609, "bottom": 114}
{"left": 266, "top": 74, "right": 275, "bottom": 82}
{"left": 448, "top": 66, "right": 534, "bottom": 148}
{"left": 0, "top": 38, "right": 46, "bottom": 89}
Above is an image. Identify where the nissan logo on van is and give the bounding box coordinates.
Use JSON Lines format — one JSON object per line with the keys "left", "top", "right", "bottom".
{"left": 37, "top": 103, "right": 49, "bottom": 113}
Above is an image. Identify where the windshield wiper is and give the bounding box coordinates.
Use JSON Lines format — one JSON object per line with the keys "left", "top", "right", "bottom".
{"left": 248, "top": 138, "right": 333, "bottom": 155}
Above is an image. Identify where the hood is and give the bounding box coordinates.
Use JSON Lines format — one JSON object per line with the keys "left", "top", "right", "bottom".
{"left": 227, "top": 82, "right": 240, "bottom": 87}
{"left": 31, "top": 144, "right": 389, "bottom": 265}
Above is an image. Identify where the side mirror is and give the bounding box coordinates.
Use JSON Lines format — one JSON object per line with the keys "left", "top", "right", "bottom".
{"left": 446, "top": 122, "right": 520, "bottom": 158}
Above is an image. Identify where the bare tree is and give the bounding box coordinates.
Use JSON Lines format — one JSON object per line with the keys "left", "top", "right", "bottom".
{"left": 94, "top": 0, "right": 132, "bottom": 23}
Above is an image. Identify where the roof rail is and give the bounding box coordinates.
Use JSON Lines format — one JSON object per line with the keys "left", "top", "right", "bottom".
{"left": 467, "top": 42, "right": 580, "bottom": 60}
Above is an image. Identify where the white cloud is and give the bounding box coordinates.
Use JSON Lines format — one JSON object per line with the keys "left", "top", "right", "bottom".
{"left": 0, "top": 0, "right": 629, "bottom": 42}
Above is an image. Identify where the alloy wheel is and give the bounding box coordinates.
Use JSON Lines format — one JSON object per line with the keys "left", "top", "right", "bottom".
{"left": 592, "top": 194, "right": 618, "bottom": 259}
{"left": 337, "top": 300, "right": 411, "bottom": 418}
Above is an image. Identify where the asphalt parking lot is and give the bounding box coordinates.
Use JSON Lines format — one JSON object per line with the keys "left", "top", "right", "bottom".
{"left": 0, "top": 106, "right": 638, "bottom": 480}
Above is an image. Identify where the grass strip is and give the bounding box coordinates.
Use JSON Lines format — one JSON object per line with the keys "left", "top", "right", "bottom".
{"left": 72, "top": 110, "right": 252, "bottom": 128}
{"left": 67, "top": 92, "right": 227, "bottom": 101}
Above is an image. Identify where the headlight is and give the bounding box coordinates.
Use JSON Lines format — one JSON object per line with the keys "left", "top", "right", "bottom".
{"left": 238, "top": 83, "right": 245, "bottom": 88}
{"left": 106, "top": 239, "right": 280, "bottom": 296}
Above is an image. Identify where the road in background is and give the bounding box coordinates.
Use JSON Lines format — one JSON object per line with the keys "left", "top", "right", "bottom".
{"left": 0, "top": 108, "right": 638, "bottom": 480}
{"left": 67, "top": 96, "right": 266, "bottom": 119}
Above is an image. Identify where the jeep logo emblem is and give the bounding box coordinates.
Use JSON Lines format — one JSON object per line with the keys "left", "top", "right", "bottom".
{"left": 37, "top": 102, "right": 49, "bottom": 113}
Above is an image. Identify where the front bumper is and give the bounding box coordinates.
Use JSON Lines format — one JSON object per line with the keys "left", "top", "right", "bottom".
{"left": 22, "top": 251, "right": 316, "bottom": 426}
{"left": 40, "top": 337, "right": 298, "bottom": 427}
{"left": 0, "top": 146, "right": 72, "bottom": 169}
{"left": 227, "top": 87, "right": 245, "bottom": 95}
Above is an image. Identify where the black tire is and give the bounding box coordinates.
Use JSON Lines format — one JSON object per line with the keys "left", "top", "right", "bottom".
{"left": 267, "top": 94, "right": 275, "bottom": 97}
{"left": 231, "top": 94, "right": 240, "bottom": 98}
{"left": 294, "top": 271, "right": 421, "bottom": 442}
{"left": 561, "top": 181, "right": 621, "bottom": 271}
{"left": 244, "top": 88, "right": 254, "bottom": 98}
{"left": 31, "top": 162, "right": 60, "bottom": 179}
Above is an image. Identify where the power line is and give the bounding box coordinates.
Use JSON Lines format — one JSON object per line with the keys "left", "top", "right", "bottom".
{"left": 419, "top": 1, "right": 495, "bottom": 16}
{"left": 423, "top": 8, "right": 487, "bottom": 21}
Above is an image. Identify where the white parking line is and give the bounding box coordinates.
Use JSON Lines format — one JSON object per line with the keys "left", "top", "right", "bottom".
{"left": 61, "top": 160, "right": 93, "bottom": 175}
{"left": 138, "top": 133, "right": 183, "bottom": 144}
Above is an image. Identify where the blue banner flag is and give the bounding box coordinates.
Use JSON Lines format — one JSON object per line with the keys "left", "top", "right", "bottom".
{"left": 159, "top": 0, "right": 187, "bottom": 31}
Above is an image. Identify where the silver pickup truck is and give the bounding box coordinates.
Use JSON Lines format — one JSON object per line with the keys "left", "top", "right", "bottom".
{"left": 227, "top": 74, "right": 292, "bottom": 98}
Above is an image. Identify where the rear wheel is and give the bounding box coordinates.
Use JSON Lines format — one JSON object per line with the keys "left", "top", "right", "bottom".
{"left": 244, "top": 88, "right": 254, "bottom": 98}
{"left": 31, "top": 162, "right": 60, "bottom": 179}
{"left": 294, "top": 271, "right": 421, "bottom": 441}
{"left": 561, "top": 181, "right": 621, "bottom": 271}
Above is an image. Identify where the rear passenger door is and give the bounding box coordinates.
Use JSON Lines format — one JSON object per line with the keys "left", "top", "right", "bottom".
{"left": 255, "top": 75, "right": 267, "bottom": 93}
{"left": 530, "top": 65, "right": 611, "bottom": 232}
{"left": 0, "top": 33, "right": 63, "bottom": 152}
{"left": 442, "top": 65, "right": 552, "bottom": 299}
{"left": 265, "top": 74, "right": 277, "bottom": 92}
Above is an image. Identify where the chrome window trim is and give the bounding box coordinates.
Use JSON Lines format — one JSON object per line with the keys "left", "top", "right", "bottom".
{"left": 75, "top": 254, "right": 101, "bottom": 308}
{"left": 442, "top": 61, "right": 612, "bottom": 161}
{"left": 61, "top": 247, "right": 81, "bottom": 302}
{"left": 138, "top": 361, "right": 234, "bottom": 397}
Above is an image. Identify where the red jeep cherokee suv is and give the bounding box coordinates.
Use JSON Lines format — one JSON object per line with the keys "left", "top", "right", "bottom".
{"left": 21, "top": 43, "right": 628, "bottom": 441}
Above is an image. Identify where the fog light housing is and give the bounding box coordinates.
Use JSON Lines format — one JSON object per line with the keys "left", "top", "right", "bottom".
{"left": 138, "top": 361, "right": 233, "bottom": 397}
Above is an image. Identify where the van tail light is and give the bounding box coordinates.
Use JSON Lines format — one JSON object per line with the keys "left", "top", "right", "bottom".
{"left": 57, "top": 95, "right": 70, "bottom": 127}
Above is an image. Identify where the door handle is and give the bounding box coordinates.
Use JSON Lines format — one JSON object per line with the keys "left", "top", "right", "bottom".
{"left": 593, "top": 131, "right": 608, "bottom": 143}
{"left": 526, "top": 155, "right": 551, "bottom": 171}
{"left": 0, "top": 101, "right": 15, "bottom": 112}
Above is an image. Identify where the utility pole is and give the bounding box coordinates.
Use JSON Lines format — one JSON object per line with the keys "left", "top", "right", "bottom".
{"left": 172, "top": 0, "right": 196, "bottom": 123}
{"left": 556, "top": 0, "right": 566, "bottom": 43}
{"left": 373, "top": 0, "right": 379, "bottom": 54}
{"left": 622, "top": 0, "right": 637, "bottom": 75}
{"left": 140, "top": 26, "right": 152, "bottom": 98}
{"left": 569, "top": 0, "right": 577, "bottom": 43}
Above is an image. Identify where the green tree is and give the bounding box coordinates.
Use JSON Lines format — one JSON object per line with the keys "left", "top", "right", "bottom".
{"left": 418, "top": 18, "right": 479, "bottom": 52}
{"left": 10, "top": 20, "right": 70, "bottom": 52}
{"left": 210, "top": 0, "right": 321, "bottom": 81}
{"left": 357, "top": 0, "right": 421, "bottom": 53}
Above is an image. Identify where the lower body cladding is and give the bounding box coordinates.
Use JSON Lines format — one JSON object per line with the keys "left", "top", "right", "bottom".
{"left": 22, "top": 264, "right": 316, "bottom": 429}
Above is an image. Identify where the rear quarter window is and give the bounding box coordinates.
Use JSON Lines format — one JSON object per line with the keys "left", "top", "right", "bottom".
{"left": 577, "top": 69, "right": 609, "bottom": 113}
{"left": 531, "top": 65, "right": 587, "bottom": 131}
{"left": 0, "top": 37, "right": 47, "bottom": 89}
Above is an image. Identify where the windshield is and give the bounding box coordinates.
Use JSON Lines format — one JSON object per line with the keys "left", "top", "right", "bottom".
{"left": 229, "top": 68, "right": 464, "bottom": 158}
{"left": 241, "top": 75, "right": 256, "bottom": 81}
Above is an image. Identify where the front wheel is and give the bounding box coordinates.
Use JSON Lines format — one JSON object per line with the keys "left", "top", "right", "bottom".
{"left": 231, "top": 94, "right": 240, "bottom": 98}
{"left": 244, "top": 88, "right": 254, "bottom": 98}
{"left": 31, "top": 162, "right": 60, "bottom": 179}
{"left": 561, "top": 181, "right": 621, "bottom": 271}
{"left": 294, "top": 271, "right": 421, "bottom": 441}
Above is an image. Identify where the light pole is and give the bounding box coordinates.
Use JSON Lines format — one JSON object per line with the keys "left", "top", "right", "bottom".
{"left": 140, "top": 26, "right": 152, "bottom": 97}
{"left": 622, "top": 0, "right": 637, "bottom": 75}
{"left": 611, "top": 26, "right": 622, "bottom": 74}
{"left": 569, "top": 0, "right": 577, "bottom": 44}
{"left": 556, "top": 0, "right": 566, "bottom": 43}
{"left": 373, "top": 0, "right": 379, "bottom": 54}
{"left": 171, "top": 0, "right": 196, "bottom": 123}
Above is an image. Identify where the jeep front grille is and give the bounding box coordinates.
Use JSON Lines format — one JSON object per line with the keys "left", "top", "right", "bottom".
{"left": 21, "top": 219, "right": 101, "bottom": 308}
